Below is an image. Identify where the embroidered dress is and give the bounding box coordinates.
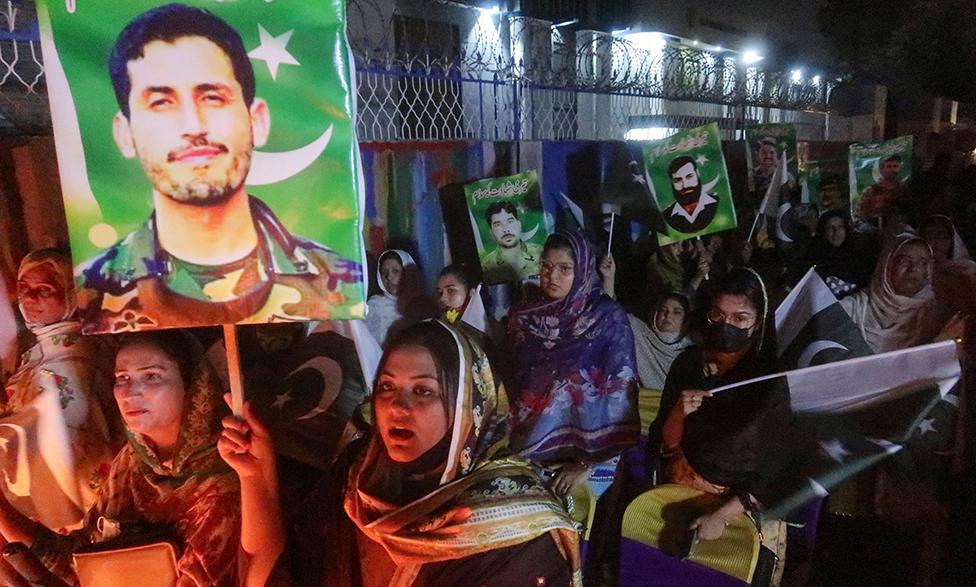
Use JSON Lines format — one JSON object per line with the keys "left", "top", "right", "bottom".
{"left": 4, "top": 251, "right": 118, "bottom": 531}
{"left": 508, "top": 232, "right": 640, "bottom": 466}
{"left": 342, "top": 321, "right": 581, "bottom": 587}
{"left": 32, "top": 335, "right": 241, "bottom": 587}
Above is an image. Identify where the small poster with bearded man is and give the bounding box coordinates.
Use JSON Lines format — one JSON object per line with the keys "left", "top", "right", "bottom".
{"left": 643, "top": 123, "right": 738, "bottom": 246}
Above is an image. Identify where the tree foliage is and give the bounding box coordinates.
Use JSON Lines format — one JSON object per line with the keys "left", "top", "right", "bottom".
{"left": 819, "top": 0, "right": 976, "bottom": 101}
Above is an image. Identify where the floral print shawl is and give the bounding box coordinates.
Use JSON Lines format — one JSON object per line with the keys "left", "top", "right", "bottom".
{"left": 32, "top": 334, "right": 240, "bottom": 586}
{"left": 344, "top": 321, "right": 581, "bottom": 587}
{"left": 3, "top": 250, "right": 119, "bottom": 529}
{"left": 508, "top": 232, "right": 640, "bottom": 464}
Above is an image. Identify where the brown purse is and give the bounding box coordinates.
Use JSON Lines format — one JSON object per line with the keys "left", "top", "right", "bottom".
{"left": 72, "top": 521, "right": 181, "bottom": 587}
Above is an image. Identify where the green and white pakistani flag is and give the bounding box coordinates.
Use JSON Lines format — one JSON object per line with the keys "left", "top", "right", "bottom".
{"left": 708, "top": 340, "right": 961, "bottom": 519}
{"left": 643, "top": 123, "right": 737, "bottom": 246}
{"left": 775, "top": 267, "right": 873, "bottom": 369}
{"left": 36, "top": 0, "right": 367, "bottom": 329}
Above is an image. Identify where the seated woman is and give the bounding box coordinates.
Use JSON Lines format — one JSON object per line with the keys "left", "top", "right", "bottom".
{"left": 435, "top": 264, "right": 475, "bottom": 323}
{"left": 4, "top": 249, "right": 120, "bottom": 529}
{"left": 919, "top": 214, "right": 971, "bottom": 264}
{"left": 221, "top": 320, "right": 581, "bottom": 586}
{"left": 628, "top": 293, "right": 695, "bottom": 391}
{"left": 366, "top": 249, "right": 432, "bottom": 347}
{"left": 0, "top": 330, "right": 241, "bottom": 586}
{"left": 509, "top": 232, "right": 639, "bottom": 499}
{"left": 840, "top": 234, "right": 956, "bottom": 353}
{"left": 648, "top": 268, "right": 791, "bottom": 559}
{"left": 791, "top": 211, "right": 872, "bottom": 297}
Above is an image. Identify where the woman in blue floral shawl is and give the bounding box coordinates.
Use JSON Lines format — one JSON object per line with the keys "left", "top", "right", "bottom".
{"left": 508, "top": 232, "right": 640, "bottom": 498}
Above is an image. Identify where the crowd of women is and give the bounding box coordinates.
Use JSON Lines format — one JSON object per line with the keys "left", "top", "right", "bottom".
{"left": 1, "top": 163, "right": 975, "bottom": 586}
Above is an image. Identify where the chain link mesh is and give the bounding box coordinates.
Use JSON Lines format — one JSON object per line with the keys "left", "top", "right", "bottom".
{"left": 0, "top": 0, "right": 831, "bottom": 140}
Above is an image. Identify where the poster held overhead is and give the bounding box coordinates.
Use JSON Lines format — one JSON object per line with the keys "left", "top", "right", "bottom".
{"left": 848, "top": 136, "right": 914, "bottom": 223}
{"left": 37, "top": 0, "right": 367, "bottom": 335}
{"left": 745, "top": 123, "right": 798, "bottom": 196}
{"left": 643, "top": 123, "right": 737, "bottom": 246}
{"left": 464, "top": 171, "right": 549, "bottom": 285}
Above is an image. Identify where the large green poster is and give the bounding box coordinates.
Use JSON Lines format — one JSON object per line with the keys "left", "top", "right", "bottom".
{"left": 849, "top": 135, "right": 914, "bottom": 222}
{"left": 464, "top": 171, "right": 549, "bottom": 284}
{"left": 745, "top": 123, "right": 798, "bottom": 195}
{"left": 643, "top": 123, "right": 737, "bottom": 246}
{"left": 37, "top": 0, "right": 366, "bottom": 333}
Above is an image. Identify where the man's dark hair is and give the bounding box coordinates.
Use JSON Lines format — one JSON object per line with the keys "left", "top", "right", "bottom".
{"left": 484, "top": 200, "right": 519, "bottom": 224}
{"left": 667, "top": 155, "right": 697, "bottom": 177}
{"left": 109, "top": 3, "right": 256, "bottom": 118}
{"left": 882, "top": 154, "right": 902, "bottom": 164}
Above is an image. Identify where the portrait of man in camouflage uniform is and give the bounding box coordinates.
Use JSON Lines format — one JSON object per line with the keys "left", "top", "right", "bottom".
{"left": 76, "top": 4, "right": 362, "bottom": 333}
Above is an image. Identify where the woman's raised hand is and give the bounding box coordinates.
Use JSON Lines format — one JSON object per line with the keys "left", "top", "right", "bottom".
{"left": 678, "top": 389, "right": 712, "bottom": 416}
{"left": 218, "top": 396, "right": 276, "bottom": 482}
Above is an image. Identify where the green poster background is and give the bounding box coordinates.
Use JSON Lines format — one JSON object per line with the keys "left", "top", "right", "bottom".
{"left": 464, "top": 171, "right": 548, "bottom": 284}
{"left": 745, "top": 123, "right": 799, "bottom": 193}
{"left": 644, "top": 123, "right": 737, "bottom": 246}
{"left": 848, "top": 135, "right": 914, "bottom": 221}
{"left": 37, "top": 0, "right": 365, "bottom": 311}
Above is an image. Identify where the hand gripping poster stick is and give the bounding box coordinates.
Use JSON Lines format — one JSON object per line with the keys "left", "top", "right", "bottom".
{"left": 223, "top": 324, "right": 244, "bottom": 417}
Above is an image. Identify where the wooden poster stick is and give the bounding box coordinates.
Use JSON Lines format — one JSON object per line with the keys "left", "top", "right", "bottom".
{"left": 608, "top": 212, "right": 616, "bottom": 256}
{"left": 223, "top": 324, "right": 244, "bottom": 417}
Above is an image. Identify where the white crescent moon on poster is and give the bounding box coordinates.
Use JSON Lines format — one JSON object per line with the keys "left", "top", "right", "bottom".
{"left": 797, "top": 340, "right": 848, "bottom": 368}
{"left": 521, "top": 224, "right": 539, "bottom": 242}
{"left": 289, "top": 357, "right": 343, "bottom": 421}
{"left": 702, "top": 175, "right": 720, "bottom": 193}
{"left": 776, "top": 202, "right": 794, "bottom": 243}
{"left": 246, "top": 123, "right": 334, "bottom": 186}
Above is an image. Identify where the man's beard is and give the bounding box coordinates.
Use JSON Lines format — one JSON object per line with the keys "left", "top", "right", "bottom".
{"left": 674, "top": 184, "right": 702, "bottom": 207}
{"left": 143, "top": 143, "right": 252, "bottom": 207}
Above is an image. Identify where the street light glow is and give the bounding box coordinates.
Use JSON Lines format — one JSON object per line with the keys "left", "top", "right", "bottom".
{"left": 742, "top": 50, "right": 764, "bottom": 65}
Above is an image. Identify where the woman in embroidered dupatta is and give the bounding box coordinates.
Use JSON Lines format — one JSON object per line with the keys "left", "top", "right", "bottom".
{"left": 508, "top": 232, "right": 640, "bottom": 498}
{"left": 221, "top": 320, "right": 581, "bottom": 587}
{"left": 3, "top": 249, "right": 120, "bottom": 529}
{"left": 0, "top": 329, "right": 241, "bottom": 586}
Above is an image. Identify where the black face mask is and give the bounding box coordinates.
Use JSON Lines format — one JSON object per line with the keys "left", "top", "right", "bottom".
{"left": 706, "top": 322, "right": 753, "bottom": 352}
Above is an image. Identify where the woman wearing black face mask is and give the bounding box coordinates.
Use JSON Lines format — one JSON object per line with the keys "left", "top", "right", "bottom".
{"left": 645, "top": 268, "right": 791, "bottom": 554}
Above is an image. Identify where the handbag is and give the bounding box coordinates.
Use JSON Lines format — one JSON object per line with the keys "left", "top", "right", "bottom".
{"left": 72, "top": 520, "right": 181, "bottom": 587}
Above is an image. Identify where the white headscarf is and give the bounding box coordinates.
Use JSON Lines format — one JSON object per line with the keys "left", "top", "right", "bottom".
{"left": 367, "top": 249, "right": 419, "bottom": 346}
{"left": 375, "top": 249, "right": 417, "bottom": 299}
{"left": 841, "top": 235, "right": 950, "bottom": 353}
{"left": 628, "top": 314, "right": 694, "bottom": 390}
{"left": 16, "top": 249, "right": 77, "bottom": 332}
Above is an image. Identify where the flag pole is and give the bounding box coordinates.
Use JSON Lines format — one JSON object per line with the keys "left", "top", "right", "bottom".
{"left": 608, "top": 212, "right": 616, "bottom": 256}
{"left": 223, "top": 324, "right": 244, "bottom": 417}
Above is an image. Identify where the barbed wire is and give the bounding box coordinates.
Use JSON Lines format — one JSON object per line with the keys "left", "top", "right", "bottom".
{"left": 347, "top": 0, "right": 833, "bottom": 111}
{"left": 0, "top": 0, "right": 830, "bottom": 137}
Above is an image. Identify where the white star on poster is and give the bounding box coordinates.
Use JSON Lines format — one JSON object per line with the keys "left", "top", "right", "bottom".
{"left": 819, "top": 438, "right": 851, "bottom": 463}
{"left": 271, "top": 390, "right": 293, "bottom": 409}
{"left": 249, "top": 25, "right": 300, "bottom": 80}
{"left": 917, "top": 417, "right": 937, "bottom": 436}
{"left": 696, "top": 154, "right": 709, "bottom": 166}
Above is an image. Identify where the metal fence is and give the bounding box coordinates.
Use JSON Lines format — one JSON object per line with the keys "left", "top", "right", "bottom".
{"left": 349, "top": 0, "right": 832, "bottom": 142}
{"left": 0, "top": 0, "right": 832, "bottom": 140}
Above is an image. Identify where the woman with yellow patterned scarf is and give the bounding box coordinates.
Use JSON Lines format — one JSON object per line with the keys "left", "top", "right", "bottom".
{"left": 221, "top": 319, "right": 581, "bottom": 587}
